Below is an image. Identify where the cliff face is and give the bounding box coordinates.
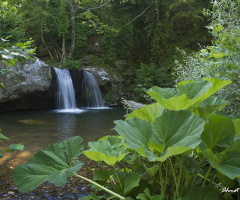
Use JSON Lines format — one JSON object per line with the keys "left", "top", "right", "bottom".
{"left": 0, "top": 58, "right": 55, "bottom": 111}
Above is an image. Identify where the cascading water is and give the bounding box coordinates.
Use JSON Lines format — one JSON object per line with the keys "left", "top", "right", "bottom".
{"left": 81, "top": 71, "right": 104, "bottom": 108}
{"left": 54, "top": 67, "right": 77, "bottom": 110}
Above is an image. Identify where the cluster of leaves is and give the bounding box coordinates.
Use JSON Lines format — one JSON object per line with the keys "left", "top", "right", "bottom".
{"left": 0, "top": 36, "right": 36, "bottom": 68}
{"left": 175, "top": 0, "right": 240, "bottom": 114}
{"left": 0, "top": 129, "right": 24, "bottom": 159}
{"left": 12, "top": 77, "right": 240, "bottom": 199}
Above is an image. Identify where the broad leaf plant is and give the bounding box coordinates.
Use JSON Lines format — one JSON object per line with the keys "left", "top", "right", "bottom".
{"left": 12, "top": 77, "right": 240, "bottom": 199}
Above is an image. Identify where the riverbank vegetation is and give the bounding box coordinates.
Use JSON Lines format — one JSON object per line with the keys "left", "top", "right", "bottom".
{"left": 12, "top": 77, "right": 240, "bottom": 199}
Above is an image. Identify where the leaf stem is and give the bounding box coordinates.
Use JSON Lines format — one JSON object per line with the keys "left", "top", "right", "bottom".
{"left": 159, "top": 161, "right": 165, "bottom": 200}
{"left": 164, "top": 160, "right": 169, "bottom": 198}
{"left": 202, "top": 165, "right": 212, "bottom": 187}
{"left": 196, "top": 174, "right": 222, "bottom": 188}
{"left": 170, "top": 159, "right": 179, "bottom": 199}
{"left": 114, "top": 166, "right": 123, "bottom": 191}
{"left": 177, "top": 158, "right": 183, "bottom": 196}
{"left": 73, "top": 173, "right": 125, "bottom": 199}
{"left": 208, "top": 170, "right": 217, "bottom": 187}
{"left": 184, "top": 160, "right": 208, "bottom": 195}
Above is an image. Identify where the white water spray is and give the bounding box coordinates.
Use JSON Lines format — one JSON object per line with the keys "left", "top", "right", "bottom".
{"left": 82, "top": 71, "right": 104, "bottom": 108}
{"left": 54, "top": 67, "right": 77, "bottom": 110}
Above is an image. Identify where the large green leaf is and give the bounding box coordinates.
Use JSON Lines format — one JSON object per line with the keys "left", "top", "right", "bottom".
{"left": 124, "top": 173, "right": 141, "bottom": 195}
{"left": 147, "top": 77, "right": 231, "bottom": 111}
{"left": 115, "top": 111, "right": 205, "bottom": 162}
{"left": 202, "top": 77, "right": 232, "bottom": 102}
{"left": 83, "top": 136, "right": 128, "bottom": 166}
{"left": 147, "top": 80, "right": 212, "bottom": 110}
{"left": 177, "top": 186, "right": 222, "bottom": 200}
{"left": 12, "top": 136, "right": 84, "bottom": 193}
{"left": 125, "top": 103, "right": 165, "bottom": 123}
{"left": 217, "top": 151, "right": 240, "bottom": 179}
{"left": 201, "top": 114, "right": 235, "bottom": 150}
{"left": 114, "top": 118, "right": 153, "bottom": 157}
{"left": 197, "top": 96, "right": 230, "bottom": 120}
{"left": 150, "top": 110, "right": 205, "bottom": 162}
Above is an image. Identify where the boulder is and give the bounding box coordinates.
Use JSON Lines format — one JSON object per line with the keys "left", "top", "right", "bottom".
{"left": 0, "top": 58, "right": 54, "bottom": 111}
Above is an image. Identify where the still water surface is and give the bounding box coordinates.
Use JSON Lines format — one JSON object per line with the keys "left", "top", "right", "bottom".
{"left": 0, "top": 107, "right": 125, "bottom": 164}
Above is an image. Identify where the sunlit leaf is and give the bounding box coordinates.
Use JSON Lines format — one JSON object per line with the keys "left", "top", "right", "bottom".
{"left": 147, "top": 78, "right": 231, "bottom": 111}
{"left": 150, "top": 110, "right": 205, "bottom": 162}
{"left": 12, "top": 136, "right": 84, "bottom": 193}
{"left": 125, "top": 103, "right": 165, "bottom": 123}
{"left": 83, "top": 136, "right": 128, "bottom": 166}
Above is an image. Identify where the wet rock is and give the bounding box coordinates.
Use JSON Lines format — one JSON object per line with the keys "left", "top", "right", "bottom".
{"left": 83, "top": 67, "right": 110, "bottom": 86}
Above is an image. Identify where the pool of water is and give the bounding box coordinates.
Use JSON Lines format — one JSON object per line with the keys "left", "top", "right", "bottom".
{"left": 0, "top": 107, "right": 125, "bottom": 164}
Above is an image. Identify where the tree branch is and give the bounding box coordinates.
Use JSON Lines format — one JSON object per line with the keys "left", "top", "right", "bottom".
{"left": 125, "top": 6, "right": 149, "bottom": 26}
{"left": 81, "top": 0, "right": 112, "bottom": 12}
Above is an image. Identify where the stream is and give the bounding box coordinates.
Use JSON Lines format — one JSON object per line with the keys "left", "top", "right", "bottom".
{"left": 0, "top": 107, "right": 125, "bottom": 199}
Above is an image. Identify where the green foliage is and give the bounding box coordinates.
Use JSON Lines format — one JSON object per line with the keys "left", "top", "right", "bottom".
{"left": 12, "top": 77, "right": 240, "bottom": 200}
{"left": 175, "top": 0, "right": 240, "bottom": 114}
{"left": 0, "top": 129, "right": 24, "bottom": 159}
{"left": 83, "top": 136, "right": 128, "bottom": 166}
{"left": 132, "top": 63, "right": 174, "bottom": 103}
{"left": 61, "top": 59, "right": 82, "bottom": 69}
{"left": 0, "top": 36, "right": 36, "bottom": 67}
{"left": 0, "top": 1, "right": 24, "bottom": 42}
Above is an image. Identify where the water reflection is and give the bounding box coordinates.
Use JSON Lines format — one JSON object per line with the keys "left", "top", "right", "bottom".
{"left": 56, "top": 113, "right": 77, "bottom": 140}
{"left": 0, "top": 108, "right": 125, "bottom": 164}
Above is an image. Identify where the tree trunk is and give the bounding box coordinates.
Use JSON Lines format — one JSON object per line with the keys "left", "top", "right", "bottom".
{"left": 41, "top": 27, "right": 54, "bottom": 60}
{"left": 68, "top": 0, "right": 77, "bottom": 59}
{"left": 61, "top": 35, "right": 67, "bottom": 62}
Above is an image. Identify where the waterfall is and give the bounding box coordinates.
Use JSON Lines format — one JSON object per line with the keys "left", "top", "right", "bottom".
{"left": 81, "top": 71, "right": 104, "bottom": 107}
{"left": 54, "top": 67, "right": 77, "bottom": 110}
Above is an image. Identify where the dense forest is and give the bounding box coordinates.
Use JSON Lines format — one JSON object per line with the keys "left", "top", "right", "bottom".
{"left": 0, "top": 0, "right": 212, "bottom": 100}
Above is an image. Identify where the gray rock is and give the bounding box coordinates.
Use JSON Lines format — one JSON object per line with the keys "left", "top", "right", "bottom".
{"left": 0, "top": 58, "right": 53, "bottom": 110}
{"left": 83, "top": 67, "right": 110, "bottom": 86}
{"left": 124, "top": 100, "right": 144, "bottom": 111}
